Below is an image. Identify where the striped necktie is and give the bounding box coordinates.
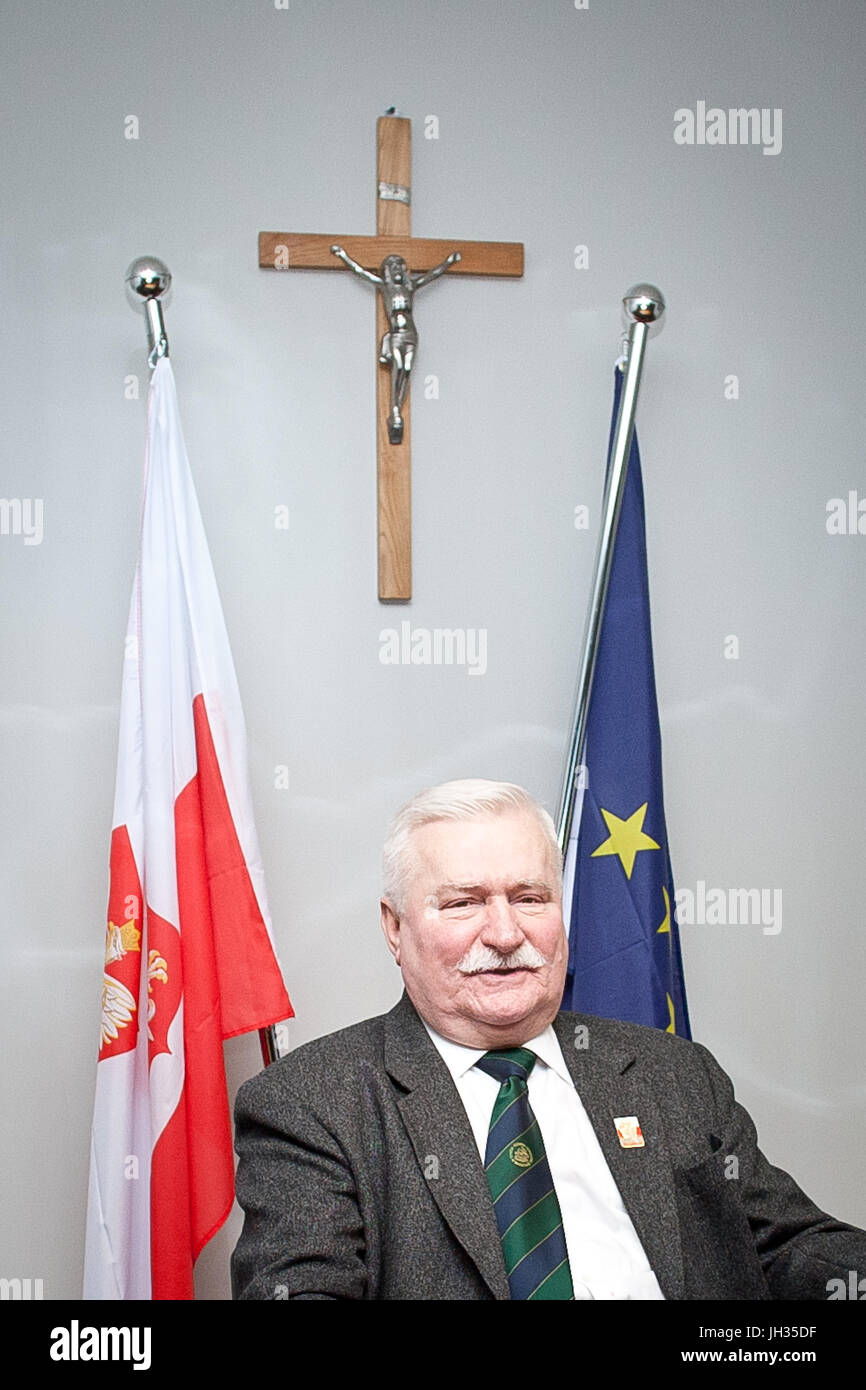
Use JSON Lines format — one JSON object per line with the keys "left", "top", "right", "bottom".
{"left": 476, "top": 1047, "right": 574, "bottom": 1300}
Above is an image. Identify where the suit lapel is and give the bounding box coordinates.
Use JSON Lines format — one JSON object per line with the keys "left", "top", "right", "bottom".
{"left": 384, "top": 995, "right": 509, "bottom": 1300}
{"left": 553, "top": 1014, "right": 684, "bottom": 1299}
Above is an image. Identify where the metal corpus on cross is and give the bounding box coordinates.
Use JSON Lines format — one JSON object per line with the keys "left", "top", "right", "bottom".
{"left": 259, "top": 113, "right": 524, "bottom": 601}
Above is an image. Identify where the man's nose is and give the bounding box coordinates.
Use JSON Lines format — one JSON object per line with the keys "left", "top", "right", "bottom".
{"left": 479, "top": 896, "right": 525, "bottom": 947}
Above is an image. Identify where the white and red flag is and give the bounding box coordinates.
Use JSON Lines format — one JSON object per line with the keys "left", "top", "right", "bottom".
{"left": 84, "top": 357, "right": 292, "bottom": 1299}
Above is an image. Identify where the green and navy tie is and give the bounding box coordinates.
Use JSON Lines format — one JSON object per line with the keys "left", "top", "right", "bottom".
{"left": 476, "top": 1047, "right": 574, "bottom": 1300}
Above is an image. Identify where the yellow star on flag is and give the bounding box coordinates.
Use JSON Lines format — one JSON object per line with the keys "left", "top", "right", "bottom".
{"left": 665, "top": 992, "right": 675, "bottom": 1034}
{"left": 656, "top": 885, "right": 670, "bottom": 934}
{"left": 591, "top": 802, "right": 660, "bottom": 880}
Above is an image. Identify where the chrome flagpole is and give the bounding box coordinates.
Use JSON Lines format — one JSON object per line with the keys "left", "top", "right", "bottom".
{"left": 125, "top": 257, "right": 288, "bottom": 1068}
{"left": 556, "top": 284, "right": 666, "bottom": 854}
{"left": 125, "top": 256, "right": 171, "bottom": 366}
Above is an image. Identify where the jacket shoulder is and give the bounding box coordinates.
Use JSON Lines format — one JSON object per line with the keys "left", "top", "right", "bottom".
{"left": 556, "top": 1007, "right": 697, "bottom": 1055}
{"left": 234, "top": 1005, "right": 394, "bottom": 1117}
{"left": 555, "top": 1007, "right": 715, "bottom": 1082}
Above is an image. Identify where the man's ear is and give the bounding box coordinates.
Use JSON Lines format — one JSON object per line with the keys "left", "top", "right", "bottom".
{"left": 380, "top": 899, "right": 401, "bottom": 964}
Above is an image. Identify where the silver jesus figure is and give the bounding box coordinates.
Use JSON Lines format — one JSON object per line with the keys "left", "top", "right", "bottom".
{"left": 331, "top": 243, "right": 461, "bottom": 444}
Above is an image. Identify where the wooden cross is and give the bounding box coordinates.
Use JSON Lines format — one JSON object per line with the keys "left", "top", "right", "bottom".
{"left": 259, "top": 114, "right": 524, "bottom": 601}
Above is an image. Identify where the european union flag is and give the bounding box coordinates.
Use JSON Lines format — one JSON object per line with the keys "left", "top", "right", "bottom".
{"left": 561, "top": 370, "right": 690, "bottom": 1037}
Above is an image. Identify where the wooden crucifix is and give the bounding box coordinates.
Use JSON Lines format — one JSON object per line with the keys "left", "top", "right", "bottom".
{"left": 259, "top": 114, "right": 524, "bottom": 601}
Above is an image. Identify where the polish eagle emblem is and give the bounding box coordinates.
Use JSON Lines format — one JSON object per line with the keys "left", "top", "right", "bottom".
{"left": 100, "top": 915, "right": 169, "bottom": 1050}
{"left": 100, "top": 915, "right": 141, "bottom": 1048}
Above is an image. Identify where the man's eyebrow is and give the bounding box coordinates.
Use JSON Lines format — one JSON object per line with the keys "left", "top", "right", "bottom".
{"left": 433, "top": 879, "right": 554, "bottom": 897}
{"left": 433, "top": 883, "right": 485, "bottom": 897}
{"left": 508, "top": 880, "right": 555, "bottom": 896}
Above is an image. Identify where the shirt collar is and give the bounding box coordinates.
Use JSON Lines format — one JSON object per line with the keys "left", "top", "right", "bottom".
{"left": 422, "top": 1017, "right": 571, "bottom": 1086}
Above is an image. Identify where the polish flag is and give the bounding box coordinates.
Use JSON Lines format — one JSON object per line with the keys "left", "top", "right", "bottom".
{"left": 84, "top": 357, "right": 292, "bottom": 1299}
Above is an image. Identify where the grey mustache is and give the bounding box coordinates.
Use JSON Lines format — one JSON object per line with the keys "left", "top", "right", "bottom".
{"left": 457, "top": 943, "right": 548, "bottom": 974}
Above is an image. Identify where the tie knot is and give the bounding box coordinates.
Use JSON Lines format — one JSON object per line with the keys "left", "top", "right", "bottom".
{"left": 476, "top": 1047, "right": 536, "bottom": 1084}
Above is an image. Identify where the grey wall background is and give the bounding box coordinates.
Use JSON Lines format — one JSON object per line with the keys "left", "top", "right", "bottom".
{"left": 2, "top": 0, "right": 864, "bottom": 1300}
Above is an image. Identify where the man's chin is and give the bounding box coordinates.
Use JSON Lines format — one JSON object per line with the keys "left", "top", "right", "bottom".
{"left": 406, "top": 967, "right": 564, "bottom": 1047}
{"left": 462, "top": 969, "right": 550, "bottom": 1024}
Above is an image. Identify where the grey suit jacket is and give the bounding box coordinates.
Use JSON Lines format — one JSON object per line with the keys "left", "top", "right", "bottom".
{"left": 231, "top": 992, "right": 866, "bottom": 1300}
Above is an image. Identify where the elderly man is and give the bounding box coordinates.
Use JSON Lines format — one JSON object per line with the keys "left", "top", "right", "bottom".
{"left": 231, "top": 779, "right": 866, "bottom": 1300}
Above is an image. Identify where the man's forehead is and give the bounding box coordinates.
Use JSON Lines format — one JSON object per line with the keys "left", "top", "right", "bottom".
{"left": 409, "top": 811, "right": 553, "bottom": 875}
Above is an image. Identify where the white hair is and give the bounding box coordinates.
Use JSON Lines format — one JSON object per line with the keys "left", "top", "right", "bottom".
{"left": 382, "top": 778, "right": 562, "bottom": 915}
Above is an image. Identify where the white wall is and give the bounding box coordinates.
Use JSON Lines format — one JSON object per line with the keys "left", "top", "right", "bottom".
{"left": 2, "top": 0, "right": 864, "bottom": 1300}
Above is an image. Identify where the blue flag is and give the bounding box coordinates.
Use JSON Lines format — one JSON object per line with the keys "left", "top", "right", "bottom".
{"left": 561, "top": 370, "right": 690, "bottom": 1037}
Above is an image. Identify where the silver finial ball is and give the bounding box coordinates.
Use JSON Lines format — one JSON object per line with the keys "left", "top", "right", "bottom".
{"left": 622, "top": 283, "right": 665, "bottom": 326}
{"left": 125, "top": 256, "right": 171, "bottom": 308}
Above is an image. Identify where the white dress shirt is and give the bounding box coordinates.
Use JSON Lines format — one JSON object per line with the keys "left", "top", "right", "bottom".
{"left": 423, "top": 1019, "right": 665, "bottom": 1300}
